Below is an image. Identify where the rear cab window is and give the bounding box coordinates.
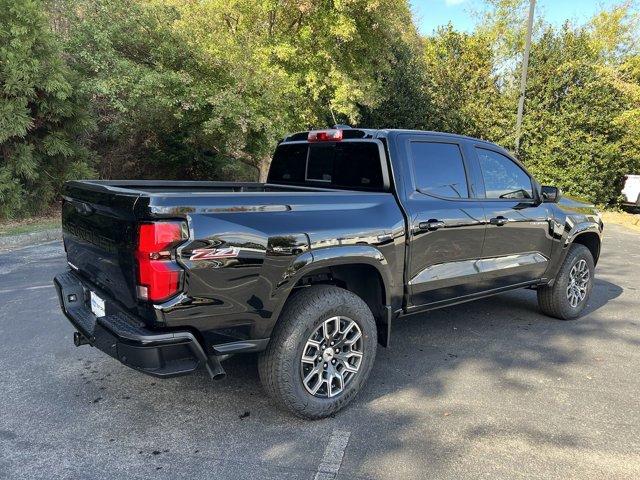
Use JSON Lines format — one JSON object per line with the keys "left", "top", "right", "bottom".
{"left": 268, "top": 141, "right": 386, "bottom": 191}
{"left": 409, "top": 141, "right": 469, "bottom": 199}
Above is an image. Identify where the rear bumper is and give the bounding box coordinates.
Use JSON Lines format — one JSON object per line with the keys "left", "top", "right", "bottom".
{"left": 54, "top": 270, "right": 224, "bottom": 379}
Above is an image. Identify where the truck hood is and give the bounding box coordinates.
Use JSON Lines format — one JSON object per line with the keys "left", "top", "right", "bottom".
{"left": 558, "top": 195, "right": 599, "bottom": 216}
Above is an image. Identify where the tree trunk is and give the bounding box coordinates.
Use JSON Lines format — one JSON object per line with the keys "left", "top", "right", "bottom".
{"left": 258, "top": 156, "right": 271, "bottom": 183}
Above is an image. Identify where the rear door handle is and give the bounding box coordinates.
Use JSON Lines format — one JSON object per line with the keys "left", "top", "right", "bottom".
{"left": 490, "top": 216, "right": 508, "bottom": 226}
{"left": 418, "top": 220, "right": 445, "bottom": 231}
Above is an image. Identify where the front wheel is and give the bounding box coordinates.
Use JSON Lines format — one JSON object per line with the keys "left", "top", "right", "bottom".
{"left": 537, "top": 244, "right": 595, "bottom": 320}
{"left": 258, "top": 285, "right": 377, "bottom": 419}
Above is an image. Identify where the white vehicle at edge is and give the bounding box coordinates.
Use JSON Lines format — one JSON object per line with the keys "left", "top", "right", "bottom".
{"left": 621, "top": 175, "right": 640, "bottom": 210}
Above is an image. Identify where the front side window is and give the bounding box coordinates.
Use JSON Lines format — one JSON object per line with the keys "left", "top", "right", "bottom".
{"left": 410, "top": 142, "right": 469, "bottom": 198}
{"left": 475, "top": 148, "right": 533, "bottom": 199}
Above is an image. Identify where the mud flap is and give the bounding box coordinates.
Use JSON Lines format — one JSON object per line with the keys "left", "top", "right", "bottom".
{"left": 377, "top": 305, "right": 392, "bottom": 348}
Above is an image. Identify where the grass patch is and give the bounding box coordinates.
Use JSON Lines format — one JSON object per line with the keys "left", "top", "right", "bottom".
{"left": 601, "top": 210, "right": 640, "bottom": 233}
{"left": 0, "top": 214, "right": 60, "bottom": 237}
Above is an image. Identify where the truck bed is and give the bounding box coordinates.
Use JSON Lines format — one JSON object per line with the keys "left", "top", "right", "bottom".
{"left": 60, "top": 179, "right": 406, "bottom": 332}
{"left": 66, "top": 180, "right": 341, "bottom": 195}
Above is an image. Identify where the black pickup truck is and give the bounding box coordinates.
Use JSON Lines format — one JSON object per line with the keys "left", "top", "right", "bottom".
{"left": 54, "top": 127, "right": 603, "bottom": 418}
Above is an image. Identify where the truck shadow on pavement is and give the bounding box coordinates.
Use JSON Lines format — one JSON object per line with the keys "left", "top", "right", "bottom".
{"left": 202, "top": 277, "right": 631, "bottom": 475}
{"left": 362, "top": 277, "right": 627, "bottom": 402}
{"left": 52, "top": 276, "right": 633, "bottom": 479}
{"left": 218, "top": 277, "right": 627, "bottom": 403}
{"left": 329, "top": 277, "right": 634, "bottom": 477}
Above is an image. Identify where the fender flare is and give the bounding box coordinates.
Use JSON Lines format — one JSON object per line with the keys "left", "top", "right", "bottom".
{"left": 271, "top": 245, "right": 394, "bottom": 319}
{"left": 564, "top": 220, "right": 602, "bottom": 249}
{"left": 565, "top": 220, "right": 602, "bottom": 263}
{"left": 547, "top": 219, "right": 602, "bottom": 283}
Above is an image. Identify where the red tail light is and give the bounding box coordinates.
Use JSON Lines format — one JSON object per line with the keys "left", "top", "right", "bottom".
{"left": 308, "top": 129, "right": 343, "bottom": 142}
{"left": 136, "top": 221, "right": 187, "bottom": 302}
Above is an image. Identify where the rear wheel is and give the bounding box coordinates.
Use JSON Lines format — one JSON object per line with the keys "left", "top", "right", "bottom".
{"left": 258, "top": 285, "right": 377, "bottom": 419}
{"left": 537, "top": 244, "right": 595, "bottom": 320}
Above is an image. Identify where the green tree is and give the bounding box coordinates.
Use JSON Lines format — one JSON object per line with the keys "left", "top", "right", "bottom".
{"left": 358, "top": 36, "right": 435, "bottom": 130}
{"left": 3, "top": 0, "right": 638, "bottom": 215}
{"left": 65, "top": 0, "right": 242, "bottom": 182}
{"left": 65, "top": 0, "right": 416, "bottom": 181}
{"left": 518, "top": 19, "right": 639, "bottom": 204}
{"left": 0, "top": 0, "right": 93, "bottom": 218}
{"left": 421, "top": 25, "right": 513, "bottom": 142}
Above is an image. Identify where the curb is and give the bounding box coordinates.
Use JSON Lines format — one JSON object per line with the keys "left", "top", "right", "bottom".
{"left": 0, "top": 228, "right": 62, "bottom": 251}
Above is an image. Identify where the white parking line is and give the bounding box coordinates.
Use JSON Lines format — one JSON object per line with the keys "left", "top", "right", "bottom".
{"left": 314, "top": 429, "right": 351, "bottom": 480}
{"left": 0, "top": 284, "right": 53, "bottom": 294}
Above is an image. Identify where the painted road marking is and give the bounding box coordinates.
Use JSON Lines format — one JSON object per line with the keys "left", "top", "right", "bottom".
{"left": 314, "top": 429, "right": 351, "bottom": 480}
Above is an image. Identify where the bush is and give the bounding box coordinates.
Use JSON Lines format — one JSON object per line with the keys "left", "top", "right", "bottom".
{"left": 0, "top": 0, "right": 94, "bottom": 219}
{"left": 518, "top": 26, "right": 640, "bottom": 204}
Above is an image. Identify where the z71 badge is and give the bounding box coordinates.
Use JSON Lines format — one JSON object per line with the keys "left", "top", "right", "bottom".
{"left": 189, "top": 247, "right": 240, "bottom": 261}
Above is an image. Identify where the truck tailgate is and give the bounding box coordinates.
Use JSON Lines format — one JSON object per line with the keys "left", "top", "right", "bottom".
{"left": 61, "top": 183, "right": 141, "bottom": 310}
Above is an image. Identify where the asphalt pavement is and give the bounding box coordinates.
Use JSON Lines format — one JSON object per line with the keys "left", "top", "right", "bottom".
{"left": 0, "top": 224, "right": 639, "bottom": 480}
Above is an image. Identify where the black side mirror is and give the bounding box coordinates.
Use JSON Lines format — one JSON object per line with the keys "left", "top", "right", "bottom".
{"left": 541, "top": 185, "right": 561, "bottom": 203}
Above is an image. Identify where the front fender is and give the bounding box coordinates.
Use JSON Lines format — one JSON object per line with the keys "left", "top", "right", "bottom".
{"left": 564, "top": 219, "right": 602, "bottom": 248}
{"left": 545, "top": 212, "right": 603, "bottom": 282}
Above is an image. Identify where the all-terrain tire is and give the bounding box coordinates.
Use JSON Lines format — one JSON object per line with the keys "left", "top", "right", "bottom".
{"left": 537, "top": 243, "right": 595, "bottom": 320}
{"left": 258, "top": 285, "right": 377, "bottom": 419}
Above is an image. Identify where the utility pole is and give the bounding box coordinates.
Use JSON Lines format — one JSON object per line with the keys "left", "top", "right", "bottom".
{"left": 515, "top": 0, "right": 536, "bottom": 154}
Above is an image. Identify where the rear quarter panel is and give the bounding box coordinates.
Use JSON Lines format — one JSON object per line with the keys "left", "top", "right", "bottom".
{"left": 146, "top": 191, "right": 406, "bottom": 349}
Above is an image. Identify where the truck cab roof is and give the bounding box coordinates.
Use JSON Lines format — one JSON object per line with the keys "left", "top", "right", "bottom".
{"left": 282, "top": 128, "right": 510, "bottom": 156}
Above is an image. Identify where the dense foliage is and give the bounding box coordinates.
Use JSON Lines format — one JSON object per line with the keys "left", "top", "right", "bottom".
{"left": 0, "top": 0, "right": 639, "bottom": 217}
{"left": 518, "top": 7, "right": 640, "bottom": 203}
{"left": 0, "top": 0, "right": 93, "bottom": 218}
{"left": 64, "top": 0, "right": 415, "bottom": 182}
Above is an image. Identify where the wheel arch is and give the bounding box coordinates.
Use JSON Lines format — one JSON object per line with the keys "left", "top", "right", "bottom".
{"left": 272, "top": 246, "right": 394, "bottom": 346}
{"left": 564, "top": 217, "right": 602, "bottom": 266}
{"left": 570, "top": 231, "right": 601, "bottom": 265}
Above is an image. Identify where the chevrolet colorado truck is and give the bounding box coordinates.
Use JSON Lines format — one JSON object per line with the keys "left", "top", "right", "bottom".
{"left": 54, "top": 127, "right": 603, "bottom": 419}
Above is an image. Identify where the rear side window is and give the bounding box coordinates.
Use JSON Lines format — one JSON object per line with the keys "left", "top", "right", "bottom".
{"left": 268, "top": 144, "right": 307, "bottom": 183}
{"left": 475, "top": 148, "right": 533, "bottom": 199}
{"left": 410, "top": 142, "right": 469, "bottom": 198}
{"left": 268, "top": 142, "right": 384, "bottom": 191}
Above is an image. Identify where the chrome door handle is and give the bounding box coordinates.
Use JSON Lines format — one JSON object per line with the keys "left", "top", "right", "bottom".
{"left": 419, "top": 220, "right": 445, "bottom": 231}
{"left": 490, "top": 216, "right": 508, "bottom": 226}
